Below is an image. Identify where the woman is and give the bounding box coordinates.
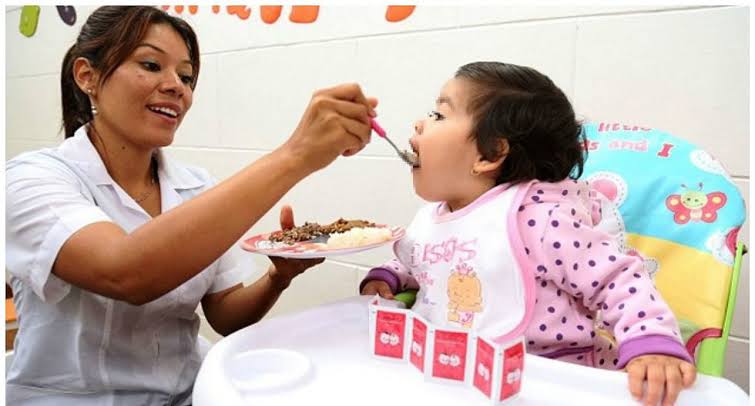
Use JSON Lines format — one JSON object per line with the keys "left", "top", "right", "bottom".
{"left": 5, "top": 6, "right": 376, "bottom": 405}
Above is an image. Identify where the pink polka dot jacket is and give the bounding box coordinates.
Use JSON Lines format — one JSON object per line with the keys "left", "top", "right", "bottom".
{"left": 360, "top": 179, "right": 693, "bottom": 370}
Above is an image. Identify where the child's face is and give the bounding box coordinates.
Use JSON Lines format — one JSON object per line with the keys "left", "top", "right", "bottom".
{"left": 410, "top": 78, "right": 480, "bottom": 205}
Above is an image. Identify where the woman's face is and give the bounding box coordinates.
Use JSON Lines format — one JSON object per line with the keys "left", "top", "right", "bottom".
{"left": 409, "top": 77, "right": 479, "bottom": 204}
{"left": 94, "top": 23, "right": 194, "bottom": 149}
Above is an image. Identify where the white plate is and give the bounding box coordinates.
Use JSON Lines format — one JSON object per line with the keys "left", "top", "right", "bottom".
{"left": 241, "top": 226, "right": 405, "bottom": 259}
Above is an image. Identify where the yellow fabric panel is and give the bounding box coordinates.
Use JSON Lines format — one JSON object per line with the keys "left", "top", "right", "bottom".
{"left": 626, "top": 233, "right": 731, "bottom": 329}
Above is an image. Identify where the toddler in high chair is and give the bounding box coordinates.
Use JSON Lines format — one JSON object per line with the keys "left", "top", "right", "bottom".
{"left": 361, "top": 61, "right": 696, "bottom": 406}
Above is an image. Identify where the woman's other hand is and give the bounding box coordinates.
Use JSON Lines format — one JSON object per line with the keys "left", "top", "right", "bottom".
{"left": 283, "top": 83, "right": 378, "bottom": 173}
{"left": 266, "top": 205, "right": 324, "bottom": 290}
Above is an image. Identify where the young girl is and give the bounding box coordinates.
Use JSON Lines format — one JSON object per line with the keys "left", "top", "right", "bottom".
{"left": 361, "top": 62, "right": 696, "bottom": 406}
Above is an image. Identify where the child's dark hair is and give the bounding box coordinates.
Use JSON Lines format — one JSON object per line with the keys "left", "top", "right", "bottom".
{"left": 455, "top": 61, "right": 585, "bottom": 185}
{"left": 60, "top": 6, "right": 200, "bottom": 138}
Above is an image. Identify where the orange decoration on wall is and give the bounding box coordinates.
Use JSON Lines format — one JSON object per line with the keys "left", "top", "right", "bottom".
{"left": 260, "top": 6, "right": 283, "bottom": 24}
{"left": 227, "top": 5, "right": 252, "bottom": 20}
{"left": 160, "top": 5, "right": 413, "bottom": 23}
{"left": 385, "top": 6, "right": 415, "bottom": 22}
{"left": 289, "top": 6, "right": 319, "bottom": 23}
{"left": 165, "top": 5, "right": 209, "bottom": 15}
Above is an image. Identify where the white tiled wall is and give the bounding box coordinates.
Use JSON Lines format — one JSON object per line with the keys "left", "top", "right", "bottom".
{"left": 5, "top": 5, "right": 749, "bottom": 392}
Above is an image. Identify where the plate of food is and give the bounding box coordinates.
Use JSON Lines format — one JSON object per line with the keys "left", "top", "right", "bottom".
{"left": 241, "top": 218, "right": 405, "bottom": 259}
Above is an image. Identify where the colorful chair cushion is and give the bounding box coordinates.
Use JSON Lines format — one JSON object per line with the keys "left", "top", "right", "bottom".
{"left": 579, "top": 122, "right": 746, "bottom": 361}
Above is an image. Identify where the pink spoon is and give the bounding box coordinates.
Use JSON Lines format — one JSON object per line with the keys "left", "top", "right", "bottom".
{"left": 370, "top": 118, "right": 419, "bottom": 167}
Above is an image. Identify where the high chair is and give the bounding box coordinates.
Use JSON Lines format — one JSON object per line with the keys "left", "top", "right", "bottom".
{"left": 579, "top": 122, "right": 747, "bottom": 376}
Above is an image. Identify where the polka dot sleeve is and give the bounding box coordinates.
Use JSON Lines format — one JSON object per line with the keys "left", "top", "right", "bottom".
{"left": 518, "top": 180, "right": 691, "bottom": 367}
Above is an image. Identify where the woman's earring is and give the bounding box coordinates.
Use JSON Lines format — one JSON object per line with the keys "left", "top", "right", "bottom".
{"left": 470, "top": 168, "right": 480, "bottom": 176}
{"left": 87, "top": 88, "right": 97, "bottom": 115}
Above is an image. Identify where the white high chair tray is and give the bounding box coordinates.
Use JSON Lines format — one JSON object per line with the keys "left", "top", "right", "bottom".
{"left": 193, "top": 296, "right": 748, "bottom": 406}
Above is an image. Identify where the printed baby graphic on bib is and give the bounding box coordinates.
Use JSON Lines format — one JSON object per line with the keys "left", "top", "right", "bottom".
{"left": 447, "top": 262, "right": 483, "bottom": 328}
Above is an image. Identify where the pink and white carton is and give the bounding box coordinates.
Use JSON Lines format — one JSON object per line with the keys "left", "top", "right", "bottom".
{"left": 367, "top": 296, "right": 526, "bottom": 403}
{"left": 409, "top": 313, "right": 429, "bottom": 372}
{"left": 471, "top": 335, "right": 526, "bottom": 404}
{"left": 368, "top": 297, "right": 410, "bottom": 362}
{"left": 424, "top": 325, "right": 472, "bottom": 384}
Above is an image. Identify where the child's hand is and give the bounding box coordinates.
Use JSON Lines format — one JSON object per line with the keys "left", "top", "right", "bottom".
{"left": 626, "top": 354, "right": 697, "bottom": 406}
{"left": 361, "top": 280, "right": 394, "bottom": 299}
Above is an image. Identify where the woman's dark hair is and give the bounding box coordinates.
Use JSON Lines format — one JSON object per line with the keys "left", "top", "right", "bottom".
{"left": 61, "top": 6, "right": 200, "bottom": 138}
{"left": 455, "top": 61, "right": 585, "bottom": 185}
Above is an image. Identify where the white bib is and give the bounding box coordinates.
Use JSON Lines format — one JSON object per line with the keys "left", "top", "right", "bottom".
{"left": 395, "top": 184, "right": 535, "bottom": 342}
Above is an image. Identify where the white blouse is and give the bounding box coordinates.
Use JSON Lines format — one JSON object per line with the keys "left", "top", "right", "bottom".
{"left": 5, "top": 126, "right": 248, "bottom": 405}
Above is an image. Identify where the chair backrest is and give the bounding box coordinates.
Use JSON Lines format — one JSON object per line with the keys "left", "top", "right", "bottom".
{"left": 579, "top": 122, "right": 746, "bottom": 374}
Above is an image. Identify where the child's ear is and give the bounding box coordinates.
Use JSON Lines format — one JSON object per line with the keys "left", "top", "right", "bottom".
{"left": 472, "top": 139, "right": 509, "bottom": 176}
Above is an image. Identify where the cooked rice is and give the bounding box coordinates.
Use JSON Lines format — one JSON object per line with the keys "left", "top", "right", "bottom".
{"left": 326, "top": 227, "right": 392, "bottom": 249}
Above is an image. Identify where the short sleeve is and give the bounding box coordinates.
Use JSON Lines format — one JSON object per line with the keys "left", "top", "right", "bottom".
{"left": 5, "top": 157, "right": 112, "bottom": 303}
{"left": 206, "top": 245, "right": 249, "bottom": 293}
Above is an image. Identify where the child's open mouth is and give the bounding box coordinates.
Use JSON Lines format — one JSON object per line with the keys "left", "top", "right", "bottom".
{"left": 408, "top": 147, "right": 420, "bottom": 168}
{"left": 406, "top": 138, "right": 420, "bottom": 168}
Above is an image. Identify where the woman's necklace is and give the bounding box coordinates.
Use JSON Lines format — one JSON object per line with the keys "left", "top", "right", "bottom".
{"left": 89, "top": 124, "right": 159, "bottom": 204}
{"left": 133, "top": 163, "right": 158, "bottom": 203}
